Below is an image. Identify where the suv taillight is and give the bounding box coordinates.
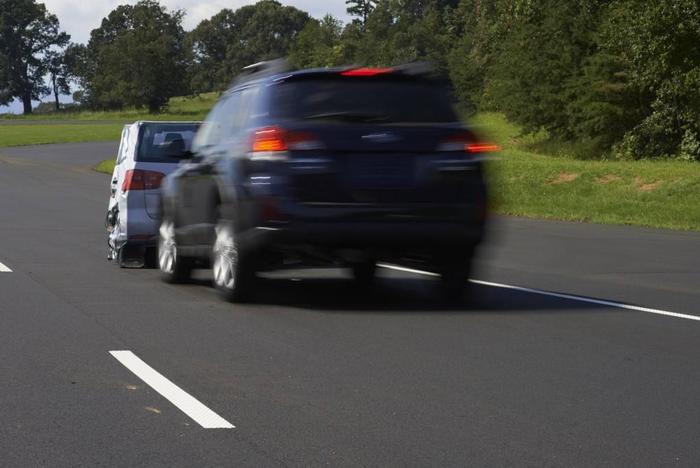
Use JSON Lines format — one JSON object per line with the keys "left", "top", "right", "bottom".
{"left": 437, "top": 133, "right": 501, "bottom": 154}
{"left": 250, "top": 126, "right": 324, "bottom": 160}
{"left": 121, "top": 169, "right": 165, "bottom": 191}
{"left": 252, "top": 126, "right": 288, "bottom": 152}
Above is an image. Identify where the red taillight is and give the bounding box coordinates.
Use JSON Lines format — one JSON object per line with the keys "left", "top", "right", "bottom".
{"left": 121, "top": 169, "right": 165, "bottom": 191}
{"left": 340, "top": 67, "right": 394, "bottom": 77}
{"left": 437, "top": 133, "right": 501, "bottom": 154}
{"left": 250, "top": 126, "right": 324, "bottom": 156}
{"left": 252, "top": 126, "right": 288, "bottom": 152}
{"left": 466, "top": 142, "right": 501, "bottom": 153}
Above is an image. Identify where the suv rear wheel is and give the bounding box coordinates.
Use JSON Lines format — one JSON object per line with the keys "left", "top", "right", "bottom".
{"left": 437, "top": 250, "right": 474, "bottom": 304}
{"left": 158, "top": 217, "right": 192, "bottom": 283}
{"left": 212, "top": 220, "right": 255, "bottom": 302}
{"left": 351, "top": 259, "right": 377, "bottom": 288}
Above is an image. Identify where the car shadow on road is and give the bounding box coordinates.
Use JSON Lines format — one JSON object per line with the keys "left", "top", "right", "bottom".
{"left": 235, "top": 274, "right": 610, "bottom": 314}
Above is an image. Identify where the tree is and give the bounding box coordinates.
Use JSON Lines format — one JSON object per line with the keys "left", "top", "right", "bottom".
{"left": 346, "top": 0, "right": 376, "bottom": 28}
{"left": 80, "top": 0, "right": 189, "bottom": 112}
{"left": 43, "top": 48, "right": 73, "bottom": 111}
{"left": 0, "top": 0, "right": 69, "bottom": 114}
{"left": 187, "top": 1, "right": 311, "bottom": 93}
{"left": 488, "top": 0, "right": 607, "bottom": 137}
{"left": 289, "top": 15, "right": 346, "bottom": 68}
{"left": 186, "top": 9, "right": 238, "bottom": 93}
{"left": 599, "top": 0, "right": 700, "bottom": 159}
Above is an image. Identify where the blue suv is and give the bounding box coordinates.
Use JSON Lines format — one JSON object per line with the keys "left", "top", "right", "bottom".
{"left": 158, "top": 61, "right": 496, "bottom": 302}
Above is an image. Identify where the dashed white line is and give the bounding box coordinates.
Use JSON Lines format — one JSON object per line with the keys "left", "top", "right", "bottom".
{"left": 109, "top": 350, "right": 234, "bottom": 429}
{"left": 378, "top": 263, "right": 700, "bottom": 323}
{"left": 0, "top": 262, "right": 12, "bottom": 272}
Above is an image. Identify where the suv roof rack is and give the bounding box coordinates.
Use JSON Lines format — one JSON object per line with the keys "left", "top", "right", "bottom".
{"left": 231, "top": 59, "right": 293, "bottom": 87}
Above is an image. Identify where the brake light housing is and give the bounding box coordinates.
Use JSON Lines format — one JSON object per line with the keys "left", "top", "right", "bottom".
{"left": 250, "top": 126, "right": 324, "bottom": 160}
{"left": 252, "top": 126, "right": 288, "bottom": 152}
{"left": 121, "top": 169, "right": 165, "bottom": 192}
{"left": 340, "top": 67, "right": 394, "bottom": 77}
{"left": 437, "top": 133, "right": 501, "bottom": 154}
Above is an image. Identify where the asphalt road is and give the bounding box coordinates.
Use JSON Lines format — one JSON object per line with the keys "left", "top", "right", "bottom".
{"left": 1, "top": 142, "right": 700, "bottom": 467}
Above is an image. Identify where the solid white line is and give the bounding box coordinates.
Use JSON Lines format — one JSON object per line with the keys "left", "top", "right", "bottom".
{"left": 109, "top": 350, "right": 234, "bottom": 429}
{"left": 378, "top": 264, "right": 700, "bottom": 322}
{"left": 0, "top": 262, "right": 12, "bottom": 272}
{"left": 377, "top": 263, "right": 439, "bottom": 277}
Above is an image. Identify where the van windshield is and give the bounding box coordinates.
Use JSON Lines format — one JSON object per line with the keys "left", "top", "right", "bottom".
{"left": 136, "top": 123, "right": 200, "bottom": 162}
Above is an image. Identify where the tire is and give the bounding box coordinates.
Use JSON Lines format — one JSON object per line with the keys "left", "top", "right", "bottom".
{"left": 437, "top": 251, "right": 474, "bottom": 304}
{"left": 351, "top": 259, "right": 377, "bottom": 288}
{"left": 211, "top": 219, "right": 255, "bottom": 303}
{"left": 117, "top": 243, "right": 146, "bottom": 269}
{"left": 158, "top": 216, "right": 192, "bottom": 283}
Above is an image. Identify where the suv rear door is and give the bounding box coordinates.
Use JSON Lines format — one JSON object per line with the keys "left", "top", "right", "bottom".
{"left": 267, "top": 74, "right": 486, "bottom": 207}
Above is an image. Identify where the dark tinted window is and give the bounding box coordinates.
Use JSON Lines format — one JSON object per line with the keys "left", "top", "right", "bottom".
{"left": 270, "top": 77, "right": 458, "bottom": 124}
{"left": 137, "top": 123, "right": 200, "bottom": 162}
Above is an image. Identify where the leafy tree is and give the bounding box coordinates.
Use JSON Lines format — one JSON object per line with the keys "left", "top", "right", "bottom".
{"left": 289, "top": 15, "right": 346, "bottom": 68}
{"left": 81, "top": 0, "right": 188, "bottom": 112}
{"left": 346, "top": 0, "right": 376, "bottom": 28}
{"left": 43, "top": 47, "right": 77, "bottom": 111}
{"left": 601, "top": 0, "right": 700, "bottom": 159}
{"left": 0, "top": 0, "right": 69, "bottom": 114}
{"left": 354, "top": 0, "right": 456, "bottom": 70}
{"left": 488, "top": 0, "right": 606, "bottom": 137}
{"left": 188, "top": 1, "right": 311, "bottom": 93}
{"left": 186, "top": 9, "right": 238, "bottom": 93}
{"left": 446, "top": 0, "right": 528, "bottom": 114}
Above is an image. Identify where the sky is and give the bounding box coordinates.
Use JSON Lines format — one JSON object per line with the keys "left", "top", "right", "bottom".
{"left": 1, "top": 0, "right": 351, "bottom": 113}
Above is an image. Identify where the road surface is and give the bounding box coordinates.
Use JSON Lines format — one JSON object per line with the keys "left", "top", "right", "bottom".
{"left": 1, "top": 142, "right": 699, "bottom": 467}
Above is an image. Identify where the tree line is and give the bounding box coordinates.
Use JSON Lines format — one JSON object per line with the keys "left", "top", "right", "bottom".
{"left": 1, "top": 0, "right": 699, "bottom": 160}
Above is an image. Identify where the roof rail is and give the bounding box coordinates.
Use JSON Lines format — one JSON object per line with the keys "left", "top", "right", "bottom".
{"left": 231, "top": 59, "right": 293, "bottom": 86}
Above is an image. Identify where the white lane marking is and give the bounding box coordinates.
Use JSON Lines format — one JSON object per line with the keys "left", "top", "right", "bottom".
{"left": 109, "top": 350, "right": 234, "bottom": 429}
{"left": 378, "top": 263, "right": 700, "bottom": 322}
{"left": 0, "top": 262, "right": 12, "bottom": 272}
{"left": 378, "top": 263, "right": 439, "bottom": 277}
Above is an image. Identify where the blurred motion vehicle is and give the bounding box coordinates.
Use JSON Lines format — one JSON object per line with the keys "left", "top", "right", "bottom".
{"left": 159, "top": 61, "right": 497, "bottom": 301}
{"left": 106, "top": 121, "right": 200, "bottom": 267}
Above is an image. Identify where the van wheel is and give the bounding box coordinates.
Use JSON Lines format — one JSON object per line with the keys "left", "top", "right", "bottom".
{"left": 212, "top": 220, "right": 254, "bottom": 302}
{"left": 158, "top": 217, "right": 191, "bottom": 283}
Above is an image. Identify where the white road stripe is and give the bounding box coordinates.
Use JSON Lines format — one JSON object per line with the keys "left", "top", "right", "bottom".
{"left": 378, "top": 263, "right": 700, "bottom": 322}
{"left": 0, "top": 262, "right": 12, "bottom": 272}
{"left": 109, "top": 350, "right": 234, "bottom": 429}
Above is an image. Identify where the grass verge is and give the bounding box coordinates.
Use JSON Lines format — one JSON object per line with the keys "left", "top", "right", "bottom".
{"left": 94, "top": 159, "right": 115, "bottom": 175}
{"left": 0, "top": 123, "right": 123, "bottom": 147}
{"left": 472, "top": 113, "right": 700, "bottom": 231}
{"left": 0, "top": 93, "right": 218, "bottom": 148}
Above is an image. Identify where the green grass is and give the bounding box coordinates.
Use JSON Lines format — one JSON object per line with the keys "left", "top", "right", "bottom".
{"left": 94, "top": 158, "right": 115, "bottom": 175}
{"left": 0, "top": 93, "right": 219, "bottom": 149}
{"left": 0, "top": 123, "right": 123, "bottom": 147}
{"left": 472, "top": 113, "right": 700, "bottom": 231}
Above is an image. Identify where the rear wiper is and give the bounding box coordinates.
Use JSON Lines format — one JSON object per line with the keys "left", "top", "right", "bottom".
{"left": 303, "top": 111, "right": 391, "bottom": 123}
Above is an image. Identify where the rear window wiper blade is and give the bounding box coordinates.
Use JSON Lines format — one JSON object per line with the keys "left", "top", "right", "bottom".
{"left": 303, "top": 111, "right": 392, "bottom": 123}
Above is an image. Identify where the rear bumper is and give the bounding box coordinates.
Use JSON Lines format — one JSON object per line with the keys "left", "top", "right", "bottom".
{"left": 239, "top": 221, "right": 484, "bottom": 252}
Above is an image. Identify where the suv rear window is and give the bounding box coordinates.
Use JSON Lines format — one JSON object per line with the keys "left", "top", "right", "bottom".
{"left": 270, "top": 77, "right": 458, "bottom": 124}
{"left": 137, "top": 123, "right": 200, "bottom": 162}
